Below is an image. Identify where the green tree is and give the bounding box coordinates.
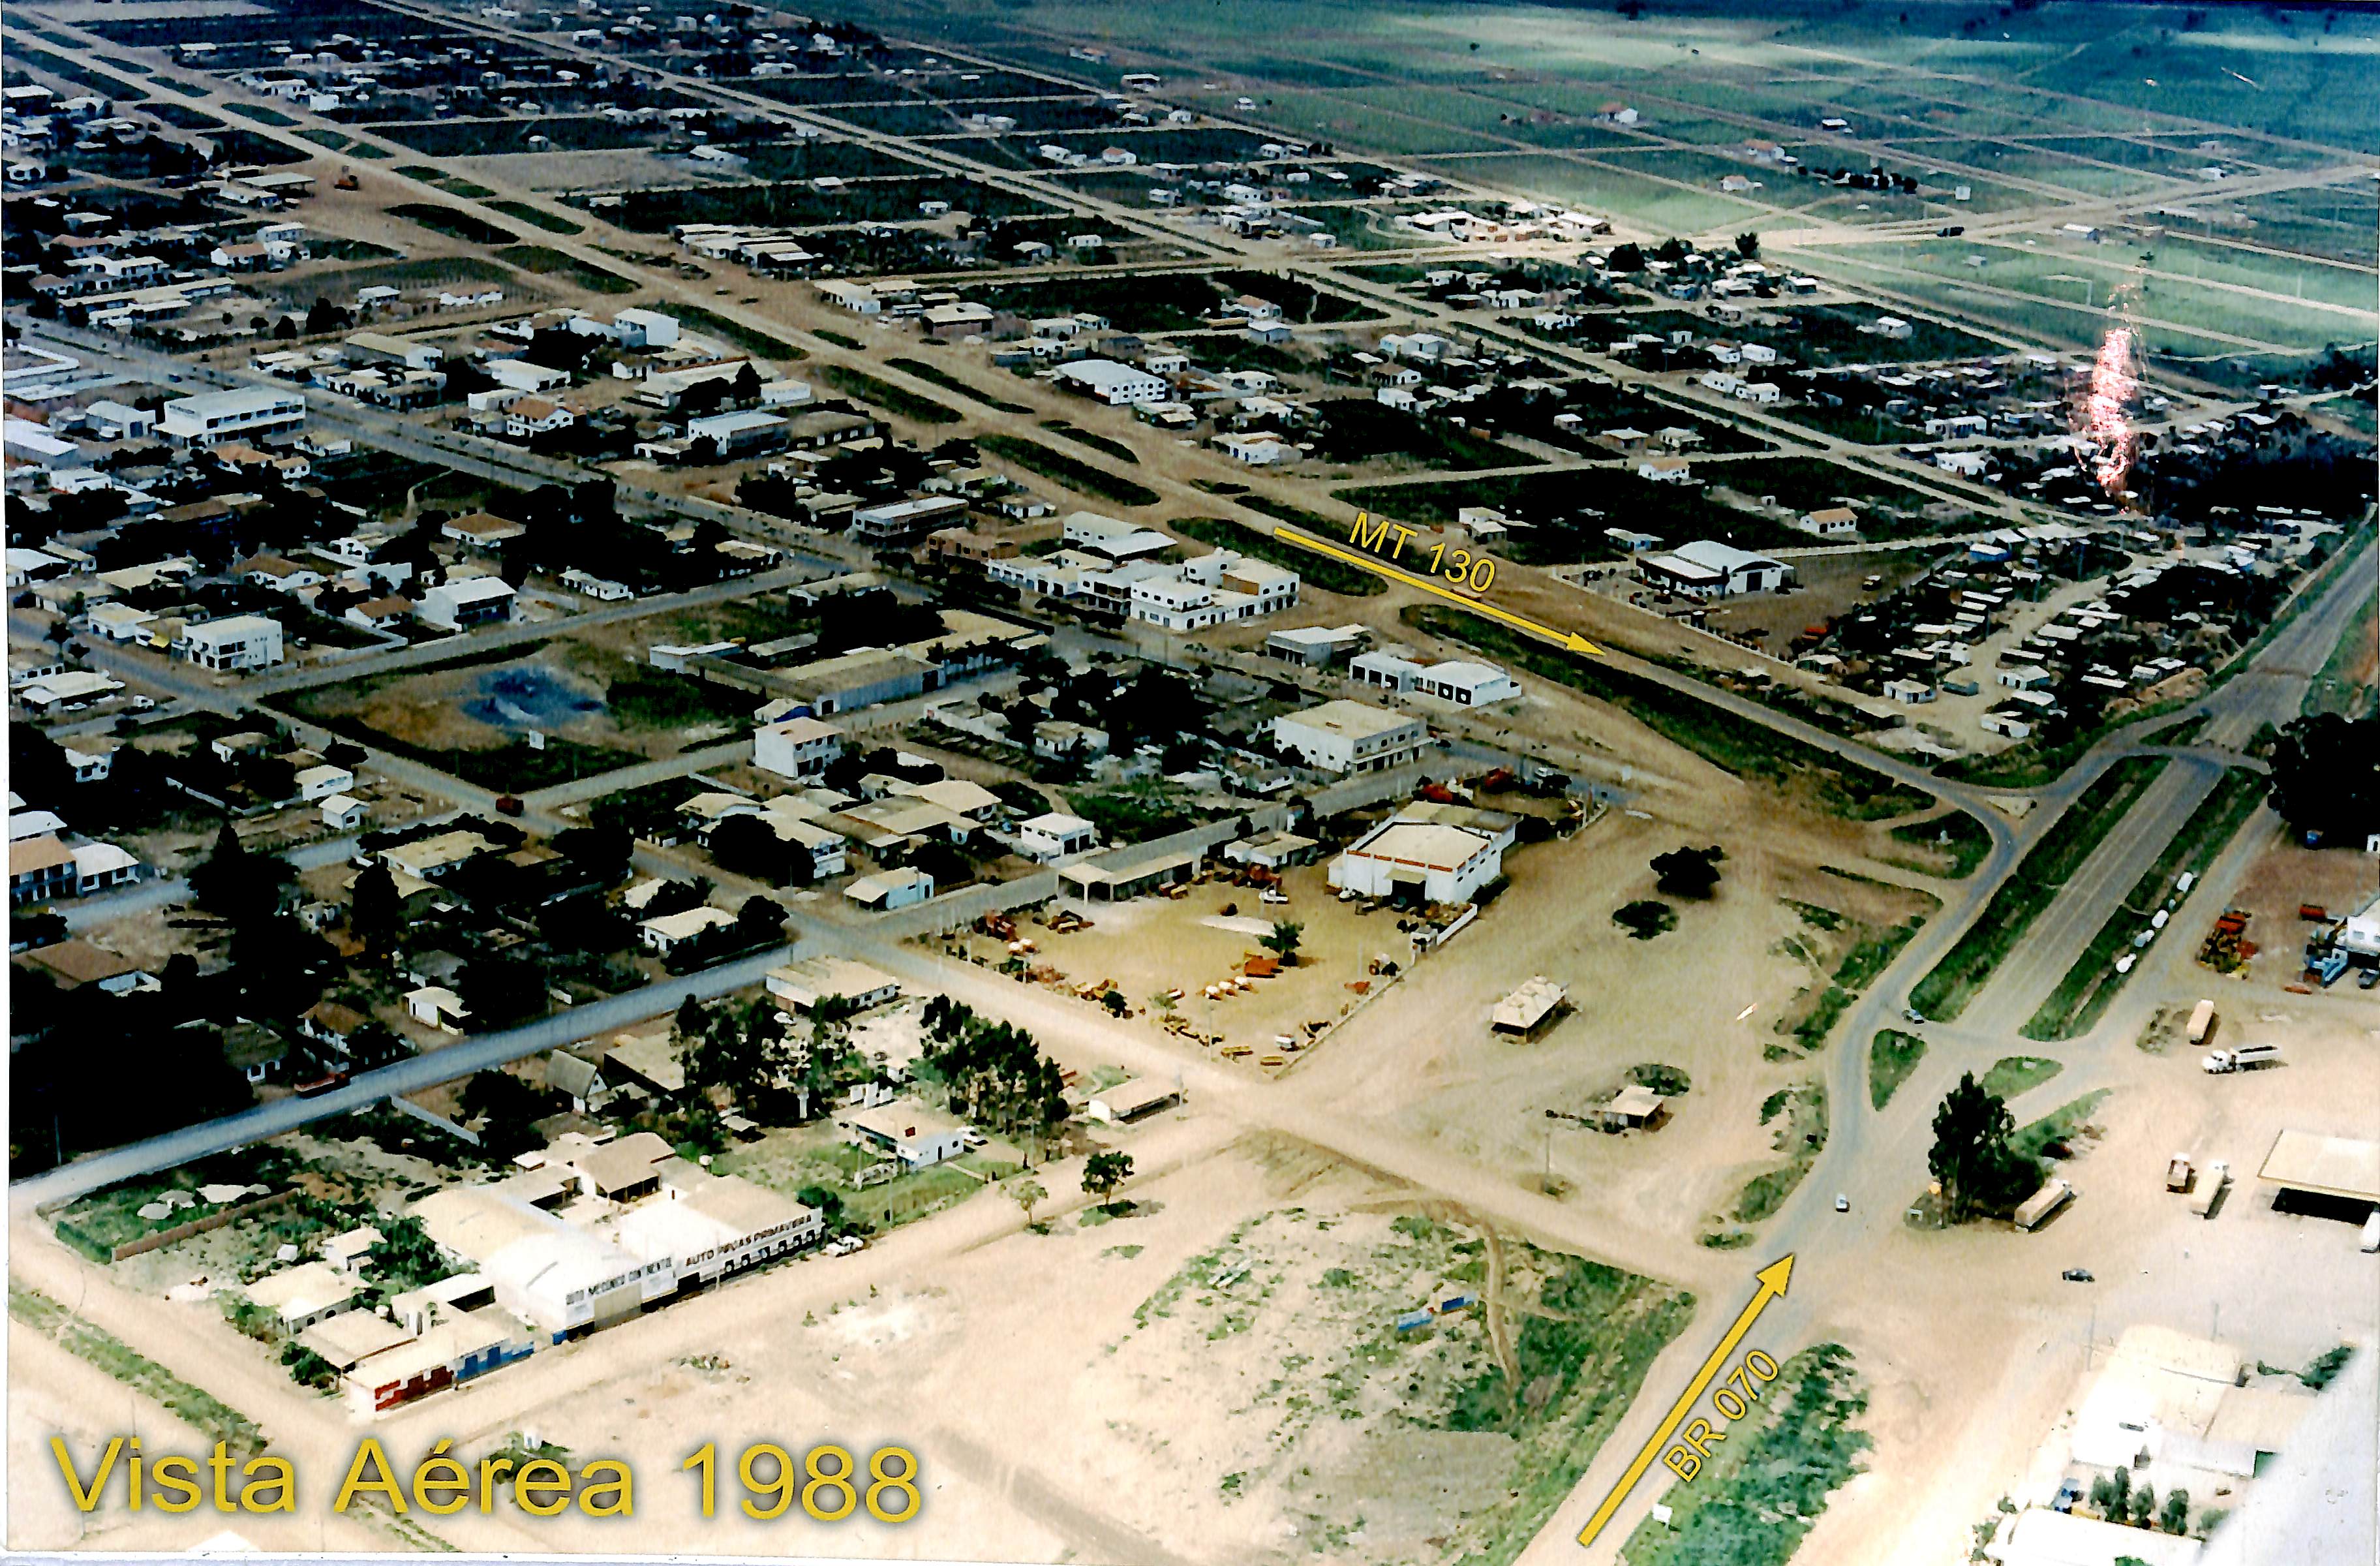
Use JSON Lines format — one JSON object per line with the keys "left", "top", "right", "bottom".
{"left": 189, "top": 821, "right": 295, "bottom": 923}
{"left": 1259, "top": 921, "right": 1304, "bottom": 965}
{"left": 2131, "top": 1481, "right": 2156, "bottom": 1529}
{"left": 349, "top": 861, "right": 401, "bottom": 957}
{"left": 1082, "top": 1150, "right": 1134, "bottom": 1205}
{"left": 1651, "top": 846, "right": 1722, "bottom": 898}
{"left": 1929, "top": 1073, "right": 2028, "bottom": 1221}
{"left": 2160, "top": 1488, "right": 2189, "bottom": 1535}
{"left": 1734, "top": 231, "right": 1760, "bottom": 259}
{"left": 364, "top": 1214, "right": 450, "bottom": 1293}
{"left": 1007, "top": 1177, "right": 1047, "bottom": 1227}
{"left": 281, "top": 1342, "right": 339, "bottom": 1390}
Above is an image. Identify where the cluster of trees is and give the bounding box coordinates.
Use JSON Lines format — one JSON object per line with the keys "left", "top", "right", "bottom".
{"left": 1651, "top": 845, "right": 1725, "bottom": 899}
{"left": 459, "top": 1069, "right": 564, "bottom": 1161}
{"left": 2267, "top": 713, "right": 2375, "bottom": 846}
{"left": 674, "top": 991, "right": 862, "bottom": 1128}
{"left": 1927, "top": 1073, "right": 2043, "bottom": 1221}
{"left": 708, "top": 814, "right": 819, "bottom": 888}
{"left": 918, "top": 996, "right": 1067, "bottom": 1143}
{"left": 2090, "top": 1466, "right": 2191, "bottom": 1535}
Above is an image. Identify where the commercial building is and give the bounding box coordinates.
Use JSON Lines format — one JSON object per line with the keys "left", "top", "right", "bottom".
{"left": 1016, "top": 811, "right": 1099, "bottom": 861}
{"left": 410, "top": 1186, "right": 666, "bottom": 1342}
{"left": 765, "top": 955, "right": 900, "bottom": 1013}
{"left": 1634, "top": 540, "right": 1795, "bottom": 600}
{"left": 2256, "top": 1129, "right": 2380, "bottom": 1216}
{"left": 1349, "top": 651, "right": 1521, "bottom": 706}
{"left": 1063, "top": 511, "right": 1174, "bottom": 560}
{"left": 1266, "top": 624, "right": 1369, "bottom": 667}
{"left": 846, "top": 865, "right": 934, "bottom": 910}
{"left": 851, "top": 495, "right": 968, "bottom": 542}
{"left": 1272, "top": 699, "right": 1429, "bottom": 774}
{"left": 1088, "top": 1077, "right": 1182, "bottom": 1124}
{"left": 1330, "top": 817, "right": 1504, "bottom": 904}
{"left": 159, "top": 388, "right": 306, "bottom": 446}
{"left": 686, "top": 409, "right": 787, "bottom": 458}
{"left": 1054, "top": 358, "right": 1168, "bottom": 406}
{"left": 343, "top": 1307, "right": 532, "bottom": 1413}
{"left": 176, "top": 614, "right": 284, "bottom": 671}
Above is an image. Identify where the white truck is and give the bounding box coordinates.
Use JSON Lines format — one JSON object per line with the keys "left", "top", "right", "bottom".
{"left": 2186, "top": 998, "right": 2218, "bottom": 1045}
{"left": 2203, "top": 1043, "right": 2281, "bottom": 1074}
{"left": 2189, "top": 1160, "right": 2227, "bottom": 1217}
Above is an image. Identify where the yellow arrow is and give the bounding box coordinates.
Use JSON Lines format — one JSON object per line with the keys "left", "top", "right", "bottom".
{"left": 1575, "top": 1254, "right": 1794, "bottom": 1552}
{"left": 1267, "top": 526, "right": 1604, "bottom": 656}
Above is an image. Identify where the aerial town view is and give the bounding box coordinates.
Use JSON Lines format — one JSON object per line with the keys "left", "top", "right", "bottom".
{"left": 2, "top": 0, "right": 2374, "bottom": 1561}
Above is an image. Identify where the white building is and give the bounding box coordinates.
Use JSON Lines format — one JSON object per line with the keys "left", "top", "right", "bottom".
{"left": 1054, "top": 359, "right": 1168, "bottom": 406}
{"left": 765, "top": 955, "right": 900, "bottom": 1013}
{"left": 295, "top": 763, "right": 354, "bottom": 801}
{"left": 1272, "top": 699, "right": 1428, "bottom": 774}
{"left": 177, "top": 614, "right": 284, "bottom": 671}
{"left": 1635, "top": 540, "right": 1794, "bottom": 600}
{"left": 159, "top": 388, "right": 306, "bottom": 446}
{"left": 1063, "top": 511, "right": 1174, "bottom": 560}
{"left": 1349, "top": 651, "right": 1521, "bottom": 706}
{"left": 753, "top": 716, "right": 844, "bottom": 779}
{"left": 417, "top": 576, "right": 516, "bottom": 630}
{"left": 1330, "top": 818, "right": 1504, "bottom": 904}
{"left": 1016, "top": 811, "right": 1098, "bottom": 861}
{"left": 838, "top": 1099, "right": 966, "bottom": 1169}
{"left": 613, "top": 308, "right": 680, "bottom": 348}
{"left": 639, "top": 905, "right": 737, "bottom": 955}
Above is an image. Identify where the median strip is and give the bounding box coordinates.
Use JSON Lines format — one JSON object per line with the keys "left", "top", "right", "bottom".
{"left": 1909, "top": 755, "right": 2169, "bottom": 1022}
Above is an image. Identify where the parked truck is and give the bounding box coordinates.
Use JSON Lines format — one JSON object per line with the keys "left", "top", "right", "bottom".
{"left": 2203, "top": 1043, "right": 2282, "bottom": 1074}
{"left": 2186, "top": 999, "right": 2218, "bottom": 1045}
{"left": 2165, "top": 1154, "right": 2192, "bottom": 1193}
{"left": 2189, "top": 1161, "right": 2227, "bottom": 1217}
{"left": 2014, "top": 1178, "right": 2074, "bottom": 1231}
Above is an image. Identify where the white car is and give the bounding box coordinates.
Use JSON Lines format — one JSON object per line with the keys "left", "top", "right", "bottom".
{"left": 1834, "top": 1193, "right": 1850, "bottom": 1213}
{"left": 960, "top": 1129, "right": 987, "bottom": 1150}
{"left": 1260, "top": 889, "right": 1289, "bottom": 905}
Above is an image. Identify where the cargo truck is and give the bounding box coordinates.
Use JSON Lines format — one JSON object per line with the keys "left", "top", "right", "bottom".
{"left": 2189, "top": 1161, "right": 2227, "bottom": 1217}
{"left": 2014, "top": 1178, "right": 2073, "bottom": 1231}
{"left": 2202, "top": 1043, "right": 2281, "bottom": 1073}
{"left": 2165, "top": 1155, "right": 2192, "bottom": 1192}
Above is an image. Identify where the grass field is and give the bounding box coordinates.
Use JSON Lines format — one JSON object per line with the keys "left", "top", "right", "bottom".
{"left": 485, "top": 199, "right": 585, "bottom": 236}
{"left": 11, "top": 1284, "right": 266, "bottom": 1456}
{"left": 1039, "top": 418, "right": 1140, "bottom": 465}
{"left": 389, "top": 202, "right": 519, "bottom": 247}
{"left": 1909, "top": 756, "right": 2169, "bottom": 1021}
{"left": 977, "top": 434, "right": 1161, "bottom": 507}
{"left": 1621, "top": 1342, "right": 1869, "bottom": 1566}
{"left": 887, "top": 356, "right": 1033, "bottom": 413}
{"left": 1887, "top": 809, "right": 1992, "bottom": 879}
{"left": 1869, "top": 1029, "right": 1927, "bottom": 1110}
{"left": 821, "top": 364, "right": 962, "bottom": 425}
{"left": 1977, "top": 1054, "right": 2063, "bottom": 1102}
{"left": 492, "top": 245, "right": 637, "bottom": 294}
{"left": 673, "top": 305, "right": 807, "bottom": 361}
